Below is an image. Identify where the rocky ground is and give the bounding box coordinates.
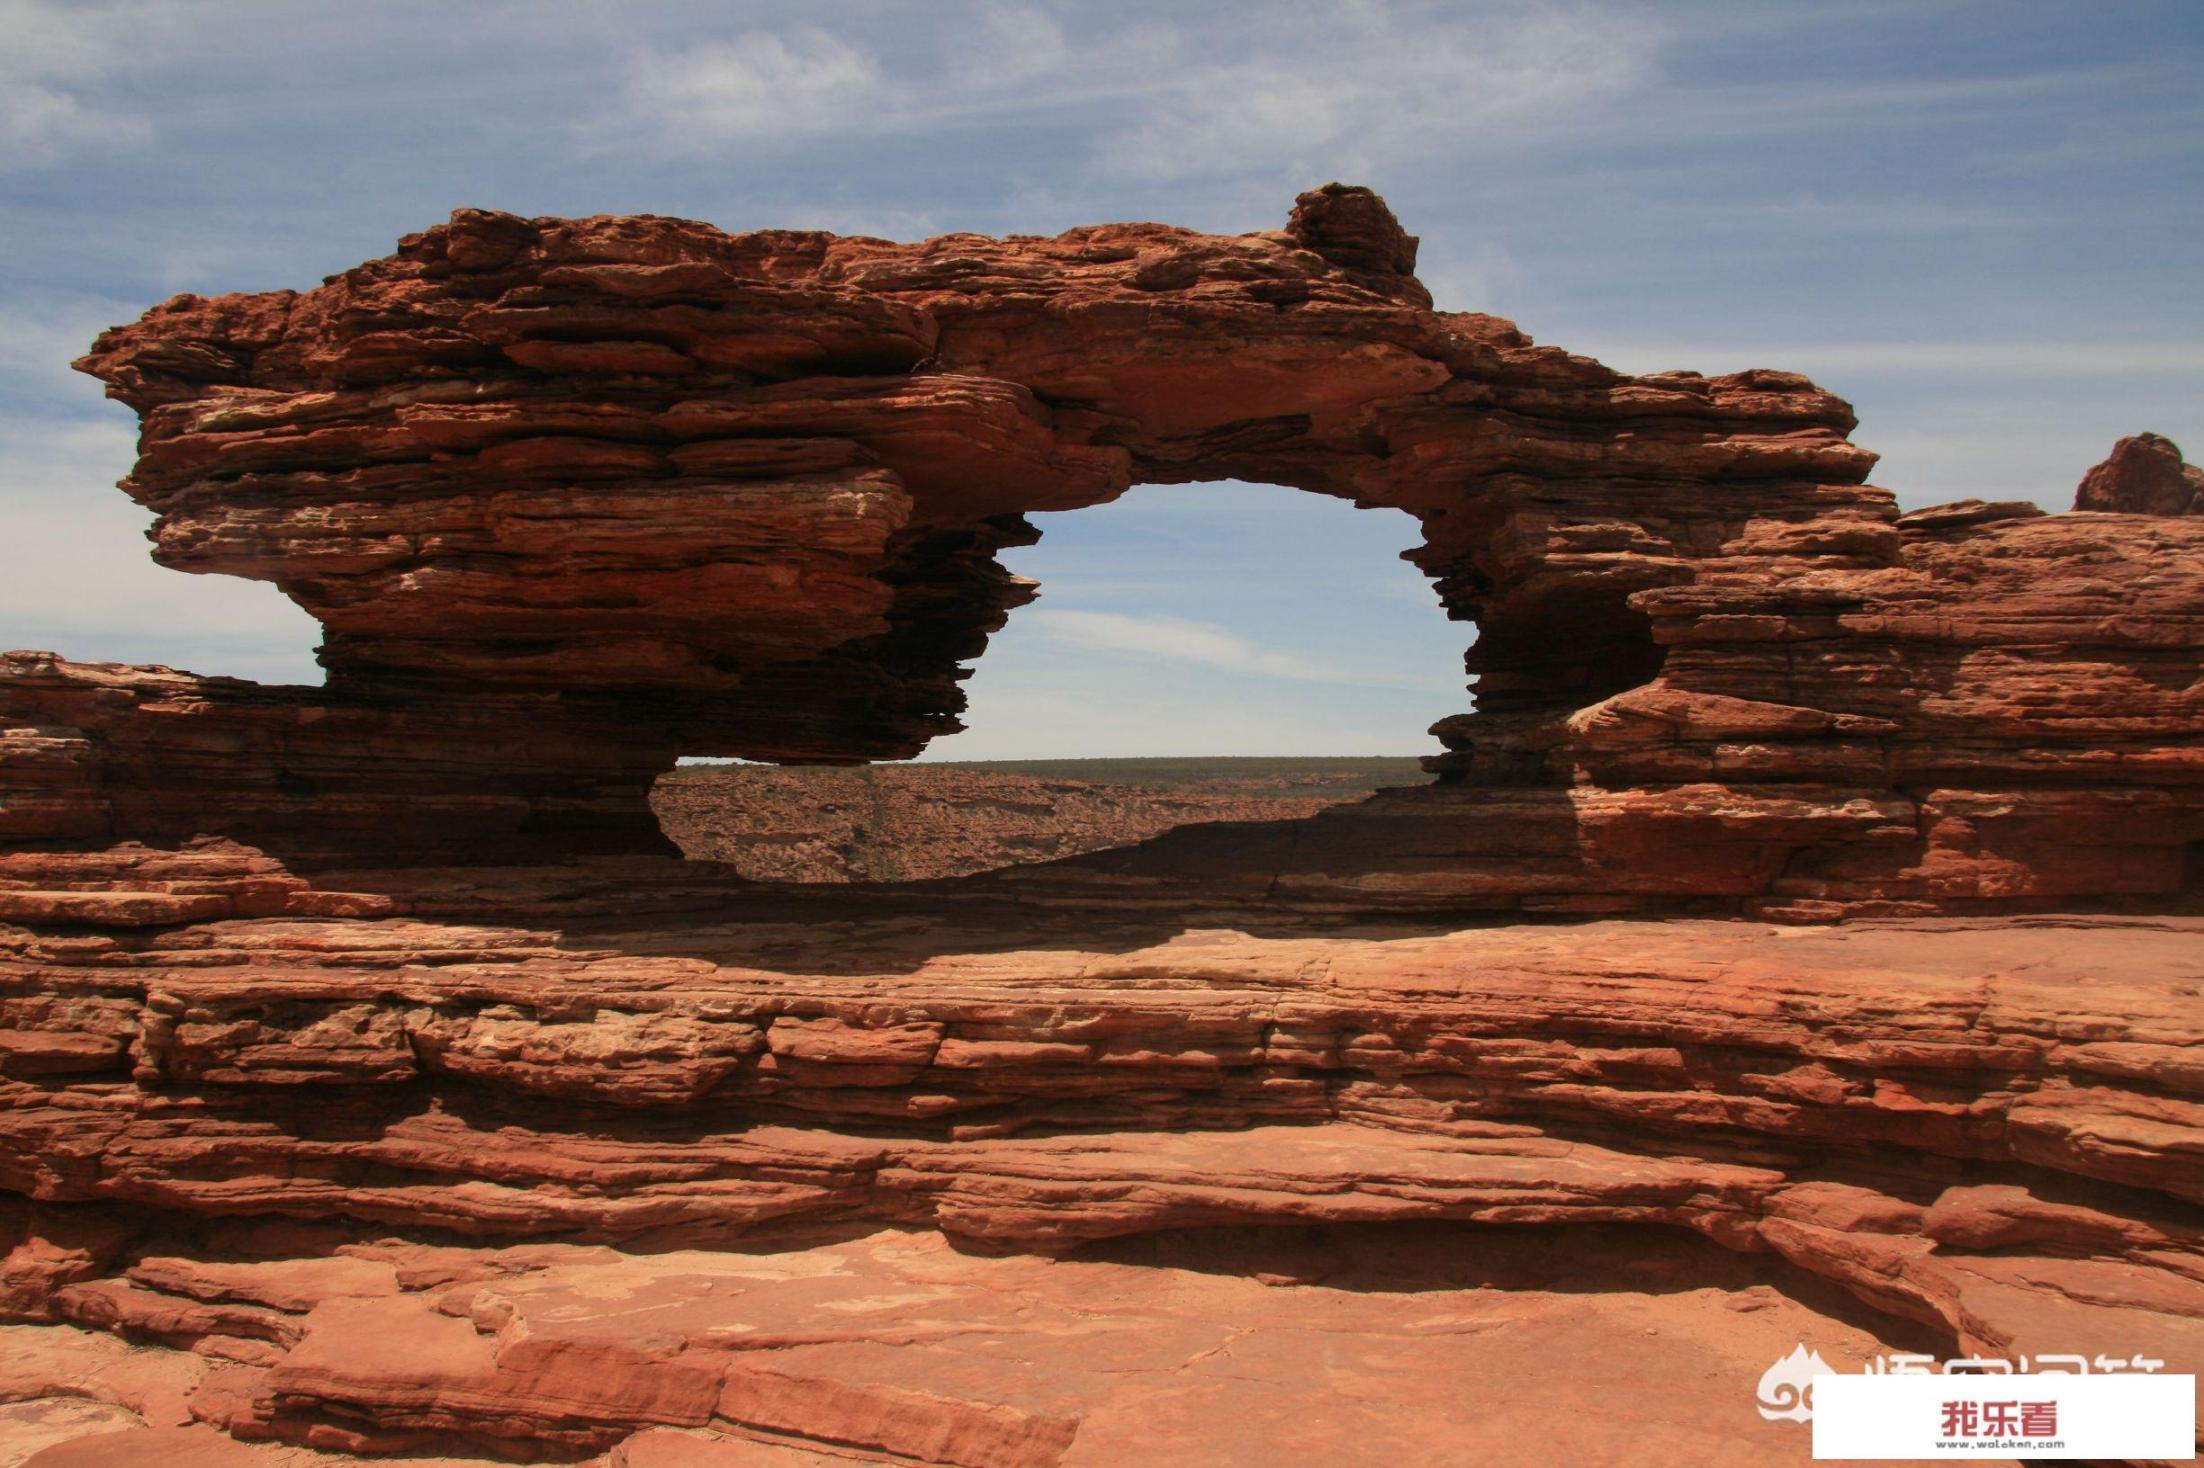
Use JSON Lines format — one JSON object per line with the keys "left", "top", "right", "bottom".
{"left": 0, "top": 1221, "right": 1964, "bottom": 1468}
{"left": 648, "top": 758, "right": 1426, "bottom": 881}
{"left": 1, "top": 898, "right": 2198, "bottom": 1464}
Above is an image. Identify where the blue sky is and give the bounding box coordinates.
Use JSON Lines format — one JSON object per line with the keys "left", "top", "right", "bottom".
{"left": 3, "top": 1, "right": 2199, "bottom": 758}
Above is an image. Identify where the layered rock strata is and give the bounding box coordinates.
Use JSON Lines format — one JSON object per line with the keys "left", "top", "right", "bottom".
{"left": 0, "top": 186, "right": 2200, "bottom": 1462}
{"left": 0, "top": 908, "right": 2199, "bottom": 1462}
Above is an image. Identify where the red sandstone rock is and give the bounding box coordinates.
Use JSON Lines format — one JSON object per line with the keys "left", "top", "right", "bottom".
{"left": 2, "top": 1223, "right": 2015, "bottom": 1467}
{"left": 1893, "top": 497, "right": 2044, "bottom": 530}
{"left": 2075, "top": 432, "right": 2204, "bottom": 515}
{"left": 0, "top": 186, "right": 2200, "bottom": 1464}
{"left": 3, "top": 910, "right": 2200, "bottom": 1461}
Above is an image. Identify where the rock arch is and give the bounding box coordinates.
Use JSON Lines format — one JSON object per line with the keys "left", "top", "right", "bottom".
{"left": 9, "top": 184, "right": 2204, "bottom": 916}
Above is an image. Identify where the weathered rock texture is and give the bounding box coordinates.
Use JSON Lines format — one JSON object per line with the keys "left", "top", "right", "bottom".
{"left": 0, "top": 186, "right": 2200, "bottom": 1463}
{"left": 2076, "top": 432, "right": 2204, "bottom": 517}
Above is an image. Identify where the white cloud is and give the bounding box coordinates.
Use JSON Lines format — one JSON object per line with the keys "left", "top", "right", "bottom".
{"left": 767, "top": 204, "right": 944, "bottom": 242}
{"left": 1421, "top": 244, "right": 1527, "bottom": 314}
{"left": 0, "top": 413, "right": 324, "bottom": 683}
{"left": 0, "top": 1, "right": 158, "bottom": 168}
{"left": 1, "top": 82, "right": 149, "bottom": 166}
{"left": 957, "top": 4, "right": 1071, "bottom": 89}
{"left": 1021, "top": 608, "right": 1457, "bottom": 694}
{"left": 1, "top": 0, "right": 133, "bottom": 83}
{"left": 593, "top": 2, "right": 2199, "bottom": 202}
{"left": 602, "top": 2, "right": 1662, "bottom": 182}
{"left": 622, "top": 27, "right": 882, "bottom": 146}
{"left": 1092, "top": 6, "right": 1658, "bottom": 182}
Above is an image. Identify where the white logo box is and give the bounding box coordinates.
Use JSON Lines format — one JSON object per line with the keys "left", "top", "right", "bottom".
{"left": 1813, "top": 1372, "right": 2196, "bottom": 1460}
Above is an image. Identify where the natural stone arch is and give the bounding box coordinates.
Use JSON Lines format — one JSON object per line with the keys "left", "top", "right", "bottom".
{"left": 14, "top": 184, "right": 2202, "bottom": 915}
{"left": 65, "top": 189, "right": 1877, "bottom": 772}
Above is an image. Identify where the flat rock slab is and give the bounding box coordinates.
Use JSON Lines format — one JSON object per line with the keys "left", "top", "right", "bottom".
{"left": 0, "top": 1224, "right": 1996, "bottom": 1468}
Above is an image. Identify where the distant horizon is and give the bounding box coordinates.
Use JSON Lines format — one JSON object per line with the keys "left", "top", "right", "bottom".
{"left": 676, "top": 753, "right": 1434, "bottom": 765}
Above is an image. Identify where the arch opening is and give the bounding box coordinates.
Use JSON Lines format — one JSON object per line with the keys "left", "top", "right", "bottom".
{"left": 651, "top": 482, "right": 1470, "bottom": 881}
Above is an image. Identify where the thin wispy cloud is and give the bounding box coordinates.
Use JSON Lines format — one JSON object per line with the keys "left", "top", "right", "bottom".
{"left": 767, "top": 204, "right": 945, "bottom": 243}
{"left": 1580, "top": 340, "right": 2204, "bottom": 378}
{"left": 624, "top": 28, "right": 882, "bottom": 144}
{"left": 953, "top": 4, "right": 1078, "bottom": 91}
{"left": 1022, "top": 609, "right": 1459, "bottom": 695}
{"left": 1421, "top": 246, "right": 1528, "bottom": 314}
{"left": 600, "top": 3, "right": 1663, "bottom": 182}
{"left": 588, "top": 4, "right": 2204, "bottom": 195}
{"left": 1687, "top": 194, "right": 2045, "bottom": 233}
{"left": 1643, "top": 57, "right": 2201, "bottom": 137}
{"left": 0, "top": 415, "right": 323, "bottom": 681}
{"left": 600, "top": 4, "right": 1174, "bottom": 157}
{"left": 0, "top": 0, "right": 162, "bottom": 168}
{"left": 1091, "top": 6, "right": 1659, "bottom": 182}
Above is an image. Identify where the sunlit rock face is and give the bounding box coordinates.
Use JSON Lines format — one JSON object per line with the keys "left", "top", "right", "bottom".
{"left": 0, "top": 187, "right": 2200, "bottom": 1465}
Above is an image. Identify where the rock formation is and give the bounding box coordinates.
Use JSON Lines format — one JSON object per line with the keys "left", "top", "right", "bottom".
{"left": 9, "top": 184, "right": 2198, "bottom": 913}
{"left": 0, "top": 186, "right": 2199, "bottom": 1464}
{"left": 2076, "top": 432, "right": 2204, "bottom": 516}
